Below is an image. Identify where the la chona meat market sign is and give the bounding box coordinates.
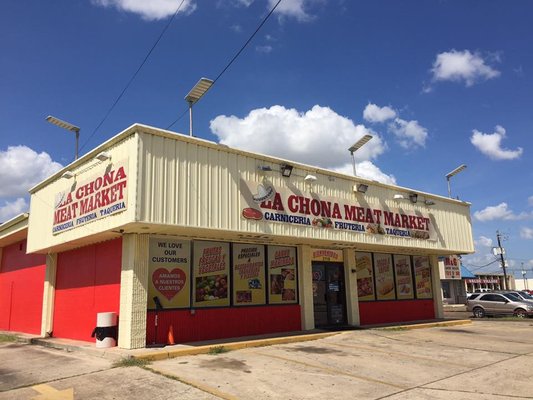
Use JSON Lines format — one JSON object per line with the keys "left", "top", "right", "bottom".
{"left": 240, "top": 179, "right": 436, "bottom": 241}
{"left": 52, "top": 160, "right": 128, "bottom": 234}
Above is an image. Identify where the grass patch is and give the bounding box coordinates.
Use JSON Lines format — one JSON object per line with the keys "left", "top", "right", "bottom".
{"left": 113, "top": 357, "right": 151, "bottom": 368}
{"left": 0, "top": 334, "right": 18, "bottom": 343}
{"left": 208, "top": 345, "right": 229, "bottom": 355}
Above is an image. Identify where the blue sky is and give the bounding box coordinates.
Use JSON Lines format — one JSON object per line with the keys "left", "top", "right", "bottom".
{"left": 1, "top": 0, "right": 532, "bottom": 278}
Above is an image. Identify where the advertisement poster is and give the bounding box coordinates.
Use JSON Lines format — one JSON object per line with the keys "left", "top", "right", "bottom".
{"left": 414, "top": 256, "right": 433, "bottom": 299}
{"left": 443, "top": 256, "right": 461, "bottom": 280}
{"left": 148, "top": 237, "right": 190, "bottom": 309}
{"left": 374, "top": 253, "right": 396, "bottom": 300}
{"left": 232, "top": 244, "right": 266, "bottom": 306}
{"left": 267, "top": 246, "right": 297, "bottom": 304}
{"left": 355, "top": 252, "right": 375, "bottom": 301}
{"left": 193, "top": 241, "right": 230, "bottom": 307}
{"left": 394, "top": 255, "right": 414, "bottom": 300}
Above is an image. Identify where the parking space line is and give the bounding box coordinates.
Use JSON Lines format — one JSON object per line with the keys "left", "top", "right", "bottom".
{"left": 249, "top": 351, "right": 407, "bottom": 390}
{"left": 146, "top": 366, "right": 237, "bottom": 400}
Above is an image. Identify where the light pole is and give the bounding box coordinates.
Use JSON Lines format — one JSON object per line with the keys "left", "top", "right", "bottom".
{"left": 348, "top": 134, "right": 373, "bottom": 176}
{"left": 496, "top": 230, "right": 508, "bottom": 290}
{"left": 46, "top": 115, "right": 80, "bottom": 160}
{"left": 521, "top": 263, "right": 528, "bottom": 290}
{"left": 184, "top": 78, "right": 213, "bottom": 137}
{"left": 445, "top": 164, "right": 467, "bottom": 198}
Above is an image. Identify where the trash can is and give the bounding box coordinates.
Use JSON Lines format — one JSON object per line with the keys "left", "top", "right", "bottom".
{"left": 92, "top": 312, "right": 118, "bottom": 348}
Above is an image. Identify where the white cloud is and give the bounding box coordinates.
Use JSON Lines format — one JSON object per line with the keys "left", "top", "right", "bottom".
{"left": 388, "top": 118, "right": 428, "bottom": 149}
{"left": 475, "top": 236, "right": 493, "bottom": 248}
{"left": 256, "top": 45, "right": 273, "bottom": 53}
{"left": 363, "top": 104, "right": 397, "bottom": 123}
{"left": 333, "top": 161, "right": 396, "bottom": 185}
{"left": 0, "top": 146, "right": 62, "bottom": 198}
{"left": 473, "top": 202, "right": 531, "bottom": 222}
{"left": 92, "top": 0, "right": 196, "bottom": 20}
{"left": 0, "top": 198, "right": 28, "bottom": 222}
{"left": 430, "top": 49, "right": 500, "bottom": 87}
{"left": 470, "top": 125, "right": 523, "bottom": 160}
{"left": 521, "top": 227, "right": 533, "bottom": 239}
{"left": 210, "top": 104, "right": 388, "bottom": 171}
{"left": 269, "top": 0, "right": 315, "bottom": 22}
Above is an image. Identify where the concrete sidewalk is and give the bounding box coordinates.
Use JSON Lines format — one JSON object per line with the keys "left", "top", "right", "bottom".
{"left": 2, "top": 318, "right": 472, "bottom": 361}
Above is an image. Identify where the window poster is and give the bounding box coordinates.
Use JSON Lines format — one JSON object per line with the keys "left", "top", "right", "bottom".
{"left": 267, "top": 246, "right": 297, "bottom": 304}
{"left": 193, "top": 241, "right": 230, "bottom": 307}
{"left": 232, "top": 244, "right": 266, "bottom": 306}
{"left": 393, "top": 255, "right": 414, "bottom": 300}
{"left": 148, "top": 237, "right": 190, "bottom": 309}
{"left": 355, "top": 252, "right": 375, "bottom": 301}
{"left": 374, "top": 253, "right": 395, "bottom": 300}
{"left": 414, "top": 256, "right": 433, "bottom": 299}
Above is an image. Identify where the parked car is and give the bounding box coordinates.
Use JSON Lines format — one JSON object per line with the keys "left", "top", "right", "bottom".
{"left": 497, "top": 291, "right": 533, "bottom": 304}
{"left": 466, "top": 292, "right": 533, "bottom": 318}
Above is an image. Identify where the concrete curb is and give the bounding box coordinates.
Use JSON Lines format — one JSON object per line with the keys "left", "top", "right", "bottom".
{"left": 375, "top": 319, "right": 472, "bottom": 331}
{"left": 132, "top": 331, "right": 340, "bottom": 361}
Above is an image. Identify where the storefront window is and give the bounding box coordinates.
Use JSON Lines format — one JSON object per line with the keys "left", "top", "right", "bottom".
{"left": 267, "top": 246, "right": 297, "bottom": 304}
{"left": 393, "top": 254, "right": 414, "bottom": 300}
{"left": 414, "top": 256, "right": 433, "bottom": 299}
{"left": 232, "top": 244, "right": 266, "bottom": 306}
{"left": 374, "top": 253, "right": 395, "bottom": 300}
{"left": 355, "top": 252, "right": 375, "bottom": 301}
{"left": 193, "top": 241, "right": 230, "bottom": 307}
{"left": 148, "top": 237, "right": 191, "bottom": 309}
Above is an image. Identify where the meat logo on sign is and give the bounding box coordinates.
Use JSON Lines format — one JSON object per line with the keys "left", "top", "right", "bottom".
{"left": 152, "top": 268, "right": 186, "bottom": 300}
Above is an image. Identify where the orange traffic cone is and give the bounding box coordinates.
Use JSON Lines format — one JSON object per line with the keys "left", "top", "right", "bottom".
{"left": 167, "top": 324, "right": 175, "bottom": 345}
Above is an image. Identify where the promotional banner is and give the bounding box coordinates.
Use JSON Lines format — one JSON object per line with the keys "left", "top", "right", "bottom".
{"left": 394, "top": 254, "right": 414, "bottom": 300}
{"left": 240, "top": 179, "right": 436, "bottom": 241}
{"left": 443, "top": 256, "right": 462, "bottom": 280}
{"left": 355, "top": 252, "right": 375, "bottom": 301}
{"left": 148, "top": 238, "right": 190, "bottom": 309}
{"left": 267, "top": 246, "right": 297, "bottom": 304}
{"left": 53, "top": 159, "right": 128, "bottom": 234}
{"left": 414, "top": 256, "right": 433, "bottom": 299}
{"left": 232, "top": 244, "right": 266, "bottom": 306}
{"left": 193, "top": 241, "right": 230, "bottom": 307}
{"left": 374, "top": 253, "right": 395, "bottom": 300}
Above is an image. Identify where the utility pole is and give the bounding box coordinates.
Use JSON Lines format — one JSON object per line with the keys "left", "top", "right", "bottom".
{"left": 496, "top": 231, "right": 508, "bottom": 290}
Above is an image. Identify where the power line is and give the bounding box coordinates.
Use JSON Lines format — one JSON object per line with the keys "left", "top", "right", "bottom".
{"left": 166, "top": 0, "right": 283, "bottom": 130}
{"left": 79, "top": 0, "right": 188, "bottom": 154}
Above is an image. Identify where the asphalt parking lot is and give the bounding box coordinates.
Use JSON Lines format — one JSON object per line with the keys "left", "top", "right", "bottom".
{"left": 2, "top": 320, "right": 533, "bottom": 399}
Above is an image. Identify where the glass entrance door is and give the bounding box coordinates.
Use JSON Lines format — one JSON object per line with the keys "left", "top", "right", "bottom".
{"left": 312, "top": 262, "right": 346, "bottom": 327}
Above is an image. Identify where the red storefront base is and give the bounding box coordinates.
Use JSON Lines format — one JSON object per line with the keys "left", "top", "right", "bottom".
{"left": 146, "top": 305, "right": 301, "bottom": 345}
{"left": 359, "top": 300, "right": 435, "bottom": 325}
{"left": 53, "top": 239, "right": 122, "bottom": 342}
{"left": 0, "top": 240, "right": 46, "bottom": 334}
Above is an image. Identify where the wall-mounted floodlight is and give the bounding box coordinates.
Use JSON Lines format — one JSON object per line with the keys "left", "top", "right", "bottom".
{"left": 424, "top": 199, "right": 435, "bottom": 206}
{"left": 95, "top": 151, "right": 111, "bottom": 162}
{"left": 184, "top": 77, "right": 214, "bottom": 137}
{"left": 445, "top": 164, "right": 467, "bottom": 198}
{"left": 46, "top": 115, "right": 80, "bottom": 160}
{"left": 409, "top": 193, "right": 418, "bottom": 203}
{"left": 393, "top": 194, "right": 405, "bottom": 200}
{"left": 61, "top": 171, "right": 75, "bottom": 179}
{"left": 280, "top": 164, "right": 293, "bottom": 177}
{"left": 348, "top": 134, "right": 373, "bottom": 176}
{"left": 353, "top": 183, "right": 368, "bottom": 193}
{"left": 304, "top": 174, "right": 317, "bottom": 183}
{"left": 257, "top": 165, "right": 272, "bottom": 172}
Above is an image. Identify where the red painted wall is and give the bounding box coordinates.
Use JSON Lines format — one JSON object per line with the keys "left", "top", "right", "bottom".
{"left": 53, "top": 238, "right": 122, "bottom": 342}
{"left": 359, "top": 300, "right": 435, "bottom": 325}
{"left": 146, "top": 305, "right": 301, "bottom": 345}
{"left": 0, "top": 240, "right": 46, "bottom": 334}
